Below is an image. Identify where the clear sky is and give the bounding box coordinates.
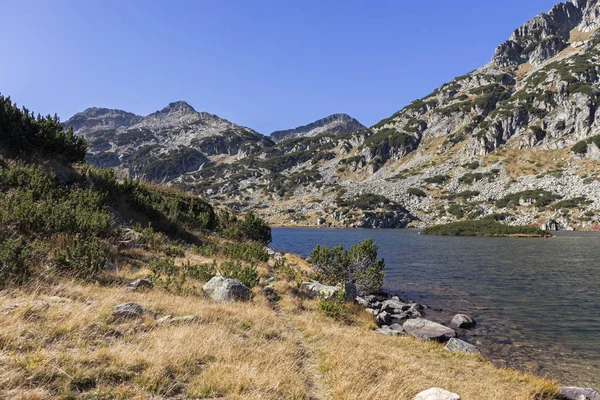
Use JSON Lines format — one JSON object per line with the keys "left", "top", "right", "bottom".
{"left": 1, "top": 0, "right": 559, "bottom": 134}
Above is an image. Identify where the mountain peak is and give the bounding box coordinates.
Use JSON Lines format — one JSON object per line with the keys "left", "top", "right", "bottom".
{"left": 270, "top": 113, "right": 365, "bottom": 142}
{"left": 157, "top": 101, "right": 197, "bottom": 115}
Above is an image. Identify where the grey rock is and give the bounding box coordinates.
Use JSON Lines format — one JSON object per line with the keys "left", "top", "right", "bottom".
{"left": 155, "top": 315, "right": 198, "bottom": 325}
{"left": 127, "top": 278, "right": 153, "bottom": 291}
{"left": 450, "top": 314, "right": 475, "bottom": 329}
{"left": 375, "top": 311, "right": 392, "bottom": 327}
{"left": 403, "top": 318, "right": 457, "bottom": 342}
{"left": 375, "top": 325, "right": 404, "bottom": 336}
{"left": 365, "top": 308, "right": 379, "bottom": 316}
{"left": 414, "top": 388, "right": 461, "bottom": 400}
{"left": 112, "top": 303, "right": 146, "bottom": 320}
{"left": 355, "top": 296, "right": 370, "bottom": 307}
{"left": 203, "top": 276, "right": 251, "bottom": 302}
{"left": 444, "top": 338, "right": 480, "bottom": 354}
{"left": 389, "top": 323, "right": 405, "bottom": 333}
{"left": 558, "top": 387, "right": 600, "bottom": 400}
{"left": 300, "top": 280, "right": 356, "bottom": 301}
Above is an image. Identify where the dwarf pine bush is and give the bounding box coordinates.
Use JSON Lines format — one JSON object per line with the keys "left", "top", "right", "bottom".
{"left": 309, "top": 238, "right": 385, "bottom": 295}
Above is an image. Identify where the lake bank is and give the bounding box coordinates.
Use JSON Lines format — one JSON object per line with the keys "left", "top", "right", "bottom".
{"left": 271, "top": 228, "right": 600, "bottom": 388}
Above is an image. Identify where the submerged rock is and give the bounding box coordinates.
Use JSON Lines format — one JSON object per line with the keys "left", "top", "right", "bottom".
{"left": 450, "top": 314, "right": 475, "bottom": 329}
{"left": 444, "top": 338, "right": 480, "bottom": 354}
{"left": 414, "top": 388, "right": 461, "bottom": 400}
{"left": 403, "top": 318, "right": 457, "bottom": 342}
{"left": 203, "top": 276, "right": 251, "bottom": 302}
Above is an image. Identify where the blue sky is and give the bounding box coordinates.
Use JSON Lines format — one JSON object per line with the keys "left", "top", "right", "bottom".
{"left": 1, "top": 0, "right": 558, "bottom": 134}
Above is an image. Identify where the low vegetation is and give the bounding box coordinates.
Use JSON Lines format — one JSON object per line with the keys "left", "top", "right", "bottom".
{"left": 308, "top": 238, "right": 385, "bottom": 294}
{"left": 421, "top": 220, "right": 552, "bottom": 237}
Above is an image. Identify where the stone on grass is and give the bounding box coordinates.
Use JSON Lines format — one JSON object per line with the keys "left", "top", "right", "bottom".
{"left": 558, "top": 387, "right": 600, "bottom": 400}
{"left": 450, "top": 314, "right": 475, "bottom": 329}
{"left": 300, "top": 280, "right": 356, "bottom": 301}
{"left": 112, "top": 303, "right": 146, "bottom": 320}
{"left": 155, "top": 315, "right": 198, "bottom": 325}
{"left": 375, "top": 325, "right": 404, "bottom": 336}
{"left": 414, "top": 388, "right": 461, "bottom": 400}
{"left": 444, "top": 338, "right": 480, "bottom": 354}
{"left": 203, "top": 276, "right": 250, "bottom": 302}
{"left": 403, "top": 318, "right": 456, "bottom": 342}
{"left": 127, "top": 279, "right": 153, "bottom": 291}
{"left": 355, "top": 296, "right": 370, "bottom": 307}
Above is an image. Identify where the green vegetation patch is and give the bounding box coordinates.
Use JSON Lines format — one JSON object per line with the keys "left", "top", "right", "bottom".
{"left": 421, "top": 220, "right": 551, "bottom": 237}
{"left": 496, "top": 190, "right": 561, "bottom": 209}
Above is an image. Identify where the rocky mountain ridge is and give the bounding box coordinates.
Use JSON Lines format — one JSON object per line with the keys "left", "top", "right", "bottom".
{"left": 270, "top": 113, "right": 365, "bottom": 142}
{"left": 172, "top": 0, "right": 600, "bottom": 231}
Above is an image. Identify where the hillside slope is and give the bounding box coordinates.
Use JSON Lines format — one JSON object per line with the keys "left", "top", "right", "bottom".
{"left": 180, "top": 0, "right": 600, "bottom": 231}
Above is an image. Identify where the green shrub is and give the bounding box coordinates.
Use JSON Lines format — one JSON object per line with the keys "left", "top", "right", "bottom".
{"left": 51, "top": 235, "right": 108, "bottom": 279}
{"left": 496, "top": 190, "right": 561, "bottom": 208}
{"left": 217, "top": 210, "right": 271, "bottom": 245}
{"left": 218, "top": 261, "right": 259, "bottom": 288}
{"left": 552, "top": 197, "right": 592, "bottom": 210}
{"left": 184, "top": 261, "right": 217, "bottom": 282}
{"left": 308, "top": 239, "right": 384, "bottom": 295}
{"left": 421, "top": 220, "right": 551, "bottom": 237}
{"left": 0, "top": 237, "right": 31, "bottom": 287}
{"left": 0, "top": 95, "right": 87, "bottom": 163}
{"left": 447, "top": 204, "right": 465, "bottom": 218}
{"left": 222, "top": 241, "right": 269, "bottom": 263}
{"left": 193, "top": 243, "right": 218, "bottom": 257}
{"left": 318, "top": 290, "right": 348, "bottom": 321}
{"left": 424, "top": 175, "right": 449, "bottom": 184}
{"left": 407, "top": 188, "right": 427, "bottom": 197}
{"left": 463, "top": 161, "right": 480, "bottom": 170}
{"left": 571, "top": 140, "right": 588, "bottom": 154}
{"left": 161, "top": 244, "right": 186, "bottom": 257}
{"left": 148, "top": 257, "right": 185, "bottom": 293}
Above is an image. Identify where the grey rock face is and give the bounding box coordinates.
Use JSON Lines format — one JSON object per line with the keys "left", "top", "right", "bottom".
{"left": 444, "top": 338, "right": 480, "bottom": 354}
{"left": 403, "top": 318, "right": 457, "bottom": 342}
{"left": 414, "top": 388, "right": 461, "bottom": 400}
{"left": 112, "top": 303, "right": 146, "bottom": 320}
{"left": 375, "top": 311, "right": 392, "bottom": 327}
{"left": 450, "top": 314, "right": 475, "bottom": 329}
{"left": 558, "top": 386, "right": 600, "bottom": 400}
{"left": 270, "top": 113, "right": 365, "bottom": 142}
{"left": 203, "top": 276, "right": 251, "bottom": 302}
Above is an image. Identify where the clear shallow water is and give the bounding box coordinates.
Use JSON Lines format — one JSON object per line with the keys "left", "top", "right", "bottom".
{"left": 271, "top": 228, "right": 600, "bottom": 388}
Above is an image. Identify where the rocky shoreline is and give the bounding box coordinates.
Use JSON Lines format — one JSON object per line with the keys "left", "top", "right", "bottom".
{"left": 295, "top": 260, "right": 599, "bottom": 400}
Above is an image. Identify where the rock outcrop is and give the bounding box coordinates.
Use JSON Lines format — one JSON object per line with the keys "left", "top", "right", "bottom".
{"left": 403, "top": 318, "right": 457, "bottom": 342}
{"left": 414, "top": 388, "right": 461, "bottom": 400}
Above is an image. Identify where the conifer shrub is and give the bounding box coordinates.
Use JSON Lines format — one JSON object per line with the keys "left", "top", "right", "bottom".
{"left": 309, "top": 239, "right": 384, "bottom": 295}
{"left": 0, "top": 237, "right": 31, "bottom": 288}
{"left": 217, "top": 210, "right": 272, "bottom": 245}
{"left": 218, "top": 261, "right": 259, "bottom": 288}
{"left": 51, "top": 235, "right": 108, "bottom": 279}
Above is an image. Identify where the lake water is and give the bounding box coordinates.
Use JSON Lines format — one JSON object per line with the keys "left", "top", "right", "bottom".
{"left": 271, "top": 228, "right": 600, "bottom": 388}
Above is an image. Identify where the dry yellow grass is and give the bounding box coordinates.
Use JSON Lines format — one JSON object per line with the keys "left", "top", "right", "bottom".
{"left": 0, "top": 248, "right": 557, "bottom": 399}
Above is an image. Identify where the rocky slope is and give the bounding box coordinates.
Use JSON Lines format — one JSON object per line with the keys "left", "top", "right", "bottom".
{"left": 64, "top": 101, "right": 274, "bottom": 182}
{"left": 270, "top": 113, "right": 365, "bottom": 142}
{"left": 174, "top": 0, "right": 600, "bottom": 231}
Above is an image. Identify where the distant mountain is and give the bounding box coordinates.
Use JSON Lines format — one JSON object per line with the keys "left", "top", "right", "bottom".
{"left": 63, "top": 101, "right": 273, "bottom": 182}
{"left": 270, "top": 113, "right": 365, "bottom": 142}
{"left": 176, "top": 0, "right": 600, "bottom": 232}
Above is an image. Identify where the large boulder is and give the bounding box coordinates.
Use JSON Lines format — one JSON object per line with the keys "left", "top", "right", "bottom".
{"left": 444, "top": 338, "right": 480, "bottom": 354}
{"left": 558, "top": 387, "right": 600, "bottom": 400}
{"left": 203, "top": 276, "right": 251, "bottom": 302}
{"left": 450, "top": 314, "right": 475, "bottom": 329}
{"left": 403, "top": 318, "right": 457, "bottom": 342}
{"left": 414, "top": 388, "right": 461, "bottom": 400}
{"left": 300, "top": 280, "right": 356, "bottom": 301}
